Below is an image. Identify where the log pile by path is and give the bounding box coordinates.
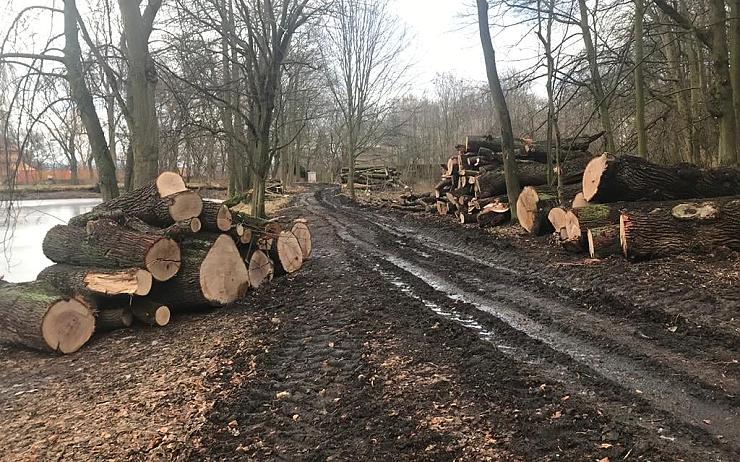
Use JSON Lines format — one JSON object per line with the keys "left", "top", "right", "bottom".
{"left": 0, "top": 172, "right": 311, "bottom": 355}
{"left": 340, "top": 166, "right": 403, "bottom": 190}
{"left": 393, "top": 136, "right": 740, "bottom": 261}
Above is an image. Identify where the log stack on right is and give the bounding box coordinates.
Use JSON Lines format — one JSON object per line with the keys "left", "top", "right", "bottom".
{"left": 546, "top": 153, "right": 740, "bottom": 260}
{"left": 0, "top": 171, "right": 312, "bottom": 355}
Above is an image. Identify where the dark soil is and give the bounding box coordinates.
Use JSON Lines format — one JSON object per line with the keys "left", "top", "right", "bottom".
{"left": 0, "top": 185, "right": 737, "bottom": 461}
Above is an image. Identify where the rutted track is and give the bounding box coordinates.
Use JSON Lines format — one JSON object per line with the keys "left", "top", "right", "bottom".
{"left": 309, "top": 186, "right": 739, "bottom": 459}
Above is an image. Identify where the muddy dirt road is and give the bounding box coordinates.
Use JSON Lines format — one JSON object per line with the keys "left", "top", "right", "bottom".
{"left": 0, "top": 185, "right": 737, "bottom": 461}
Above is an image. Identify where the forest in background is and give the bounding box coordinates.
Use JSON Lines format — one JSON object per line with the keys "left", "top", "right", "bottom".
{"left": 1, "top": 0, "right": 739, "bottom": 215}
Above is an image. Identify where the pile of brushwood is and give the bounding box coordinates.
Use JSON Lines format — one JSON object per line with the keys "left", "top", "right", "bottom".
{"left": 398, "top": 134, "right": 740, "bottom": 262}
{"left": 340, "top": 166, "right": 403, "bottom": 190}
{"left": 0, "top": 172, "right": 311, "bottom": 355}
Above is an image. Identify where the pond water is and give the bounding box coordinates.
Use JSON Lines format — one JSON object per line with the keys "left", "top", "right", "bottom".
{"left": 0, "top": 198, "right": 102, "bottom": 283}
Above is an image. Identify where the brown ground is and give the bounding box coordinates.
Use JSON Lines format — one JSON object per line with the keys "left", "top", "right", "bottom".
{"left": 0, "top": 184, "right": 737, "bottom": 461}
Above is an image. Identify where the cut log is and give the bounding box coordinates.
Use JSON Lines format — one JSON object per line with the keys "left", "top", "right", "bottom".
{"left": 477, "top": 204, "right": 510, "bottom": 228}
{"left": 620, "top": 197, "right": 740, "bottom": 260}
{"left": 248, "top": 249, "right": 274, "bottom": 289}
{"left": 588, "top": 226, "right": 621, "bottom": 259}
{"left": 270, "top": 231, "right": 304, "bottom": 275}
{"left": 130, "top": 300, "right": 171, "bottom": 327}
{"left": 571, "top": 192, "right": 588, "bottom": 208}
{"left": 466, "top": 133, "right": 603, "bottom": 156}
{"left": 458, "top": 211, "right": 478, "bottom": 224}
{"left": 69, "top": 172, "right": 202, "bottom": 228}
{"left": 291, "top": 222, "right": 312, "bottom": 258}
{"left": 37, "top": 265, "right": 153, "bottom": 298}
{"left": 0, "top": 281, "right": 95, "bottom": 354}
{"left": 200, "top": 201, "right": 233, "bottom": 232}
{"left": 147, "top": 234, "right": 249, "bottom": 308}
{"left": 436, "top": 201, "right": 450, "bottom": 215}
{"left": 43, "top": 221, "right": 181, "bottom": 282}
{"left": 95, "top": 308, "right": 133, "bottom": 332}
{"left": 517, "top": 187, "right": 556, "bottom": 235}
{"left": 583, "top": 154, "right": 740, "bottom": 203}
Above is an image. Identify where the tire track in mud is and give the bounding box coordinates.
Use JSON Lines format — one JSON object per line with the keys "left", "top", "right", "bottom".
{"left": 311, "top": 186, "right": 739, "bottom": 458}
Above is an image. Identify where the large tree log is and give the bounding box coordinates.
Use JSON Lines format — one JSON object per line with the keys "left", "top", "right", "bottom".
{"left": 248, "top": 249, "right": 274, "bottom": 289}
{"left": 583, "top": 154, "right": 740, "bottom": 202}
{"left": 291, "top": 221, "right": 312, "bottom": 258}
{"left": 270, "top": 231, "right": 304, "bottom": 275}
{"left": 43, "top": 221, "right": 181, "bottom": 282}
{"left": 37, "top": 264, "right": 153, "bottom": 299}
{"left": 466, "top": 132, "right": 603, "bottom": 155}
{"left": 587, "top": 226, "right": 621, "bottom": 259}
{"left": 130, "top": 300, "right": 170, "bottom": 327}
{"left": 620, "top": 197, "right": 740, "bottom": 259}
{"left": 475, "top": 158, "right": 588, "bottom": 199}
{"left": 477, "top": 203, "right": 510, "bottom": 228}
{"left": 199, "top": 201, "right": 233, "bottom": 232}
{"left": 0, "top": 281, "right": 95, "bottom": 354}
{"left": 148, "top": 234, "right": 249, "bottom": 309}
{"left": 124, "top": 216, "right": 201, "bottom": 238}
{"left": 69, "top": 172, "right": 203, "bottom": 228}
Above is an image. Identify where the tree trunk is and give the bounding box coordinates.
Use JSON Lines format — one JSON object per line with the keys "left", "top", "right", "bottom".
{"left": 731, "top": 0, "right": 740, "bottom": 161}
{"left": 0, "top": 281, "right": 95, "bottom": 354}
{"left": 118, "top": 0, "right": 161, "bottom": 187}
{"left": 43, "top": 221, "right": 180, "bottom": 282}
{"left": 634, "top": 0, "right": 648, "bottom": 158}
{"left": 64, "top": 0, "right": 119, "bottom": 200}
{"left": 709, "top": 0, "right": 738, "bottom": 166}
{"left": 583, "top": 154, "right": 740, "bottom": 202}
{"left": 148, "top": 234, "right": 248, "bottom": 309}
{"left": 37, "top": 264, "right": 153, "bottom": 298}
{"left": 577, "top": 0, "right": 616, "bottom": 153}
{"left": 620, "top": 197, "right": 740, "bottom": 259}
{"left": 476, "top": 0, "right": 521, "bottom": 220}
{"left": 476, "top": 158, "right": 587, "bottom": 199}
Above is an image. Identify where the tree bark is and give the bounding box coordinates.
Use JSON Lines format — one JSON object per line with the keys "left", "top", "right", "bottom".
{"left": 37, "top": 264, "right": 153, "bottom": 299}
{"left": 199, "top": 201, "right": 233, "bottom": 232}
{"left": 634, "top": 0, "right": 648, "bottom": 158}
{"left": 477, "top": 0, "right": 521, "bottom": 220}
{"left": 708, "top": 0, "right": 738, "bottom": 166}
{"left": 0, "top": 281, "right": 95, "bottom": 354}
{"left": 64, "top": 0, "right": 119, "bottom": 200}
{"left": 620, "top": 197, "right": 740, "bottom": 259}
{"left": 476, "top": 158, "right": 587, "bottom": 199}
{"left": 583, "top": 154, "right": 740, "bottom": 202}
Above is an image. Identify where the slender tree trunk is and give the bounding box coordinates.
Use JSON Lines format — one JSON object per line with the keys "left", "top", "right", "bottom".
{"left": 634, "top": 0, "right": 648, "bottom": 157}
{"left": 729, "top": 0, "right": 740, "bottom": 163}
{"left": 118, "top": 0, "right": 160, "bottom": 187}
{"left": 476, "top": 0, "right": 521, "bottom": 220}
{"left": 68, "top": 128, "right": 78, "bottom": 185}
{"left": 577, "top": 0, "right": 616, "bottom": 153}
{"left": 64, "top": 0, "right": 119, "bottom": 200}
{"left": 709, "top": 0, "right": 738, "bottom": 166}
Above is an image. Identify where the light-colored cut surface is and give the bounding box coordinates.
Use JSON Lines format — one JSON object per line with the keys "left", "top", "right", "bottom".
{"left": 572, "top": 192, "right": 588, "bottom": 208}
{"left": 619, "top": 214, "right": 630, "bottom": 256}
{"left": 168, "top": 191, "right": 204, "bottom": 222}
{"left": 83, "top": 268, "right": 152, "bottom": 296}
{"left": 240, "top": 228, "right": 253, "bottom": 244}
{"left": 145, "top": 238, "right": 181, "bottom": 281}
{"left": 277, "top": 231, "right": 304, "bottom": 273}
{"left": 248, "top": 250, "right": 274, "bottom": 289}
{"left": 154, "top": 306, "right": 171, "bottom": 326}
{"left": 42, "top": 297, "right": 95, "bottom": 354}
{"left": 135, "top": 269, "right": 153, "bottom": 296}
{"left": 582, "top": 154, "right": 608, "bottom": 202}
{"left": 548, "top": 207, "right": 567, "bottom": 232}
{"left": 291, "top": 222, "right": 312, "bottom": 258}
{"left": 199, "top": 234, "right": 249, "bottom": 305}
{"left": 564, "top": 211, "right": 582, "bottom": 241}
{"left": 189, "top": 218, "right": 202, "bottom": 233}
{"left": 217, "top": 205, "right": 233, "bottom": 231}
{"left": 516, "top": 186, "right": 539, "bottom": 233}
{"left": 156, "top": 171, "right": 188, "bottom": 197}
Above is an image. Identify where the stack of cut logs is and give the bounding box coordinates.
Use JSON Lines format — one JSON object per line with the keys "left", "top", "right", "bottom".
{"left": 0, "top": 172, "right": 311, "bottom": 355}
{"left": 542, "top": 153, "right": 740, "bottom": 260}
{"left": 433, "top": 133, "right": 603, "bottom": 228}
{"left": 341, "top": 166, "right": 402, "bottom": 190}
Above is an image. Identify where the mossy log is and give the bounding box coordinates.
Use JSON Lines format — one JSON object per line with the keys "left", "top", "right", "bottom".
{"left": 620, "top": 197, "right": 740, "bottom": 259}
{"left": 0, "top": 281, "right": 95, "bottom": 354}
{"left": 43, "top": 220, "right": 181, "bottom": 282}
{"left": 583, "top": 154, "right": 740, "bottom": 203}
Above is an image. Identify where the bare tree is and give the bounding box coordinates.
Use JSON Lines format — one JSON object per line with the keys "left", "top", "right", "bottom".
{"left": 322, "top": 0, "right": 409, "bottom": 200}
